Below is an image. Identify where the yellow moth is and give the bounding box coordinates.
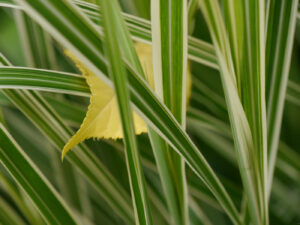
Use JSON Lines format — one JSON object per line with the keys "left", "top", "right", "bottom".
{"left": 62, "top": 43, "right": 191, "bottom": 159}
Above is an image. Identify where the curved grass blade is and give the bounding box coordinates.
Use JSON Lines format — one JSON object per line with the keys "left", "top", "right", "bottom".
{"left": 1, "top": 65, "right": 298, "bottom": 110}
{"left": 0, "top": 123, "right": 80, "bottom": 225}
{"left": 0, "top": 67, "right": 90, "bottom": 96}
{"left": 0, "top": 0, "right": 18, "bottom": 9}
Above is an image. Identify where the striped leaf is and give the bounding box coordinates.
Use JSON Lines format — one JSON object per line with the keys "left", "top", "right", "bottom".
{"left": 0, "top": 123, "right": 79, "bottom": 225}
{"left": 265, "top": 0, "right": 298, "bottom": 194}
{"left": 151, "top": 0, "right": 188, "bottom": 224}
{"left": 98, "top": 0, "right": 152, "bottom": 224}
{"left": 198, "top": 1, "right": 264, "bottom": 224}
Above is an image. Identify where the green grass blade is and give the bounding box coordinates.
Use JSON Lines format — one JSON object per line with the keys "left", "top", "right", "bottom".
{"left": 222, "top": 0, "right": 244, "bottom": 94}
{"left": 198, "top": 1, "right": 264, "bottom": 224}
{"left": 222, "top": 3, "right": 268, "bottom": 222}
{"left": 151, "top": 0, "right": 188, "bottom": 224}
{"left": 0, "top": 67, "right": 90, "bottom": 96}
{"left": 277, "top": 142, "right": 300, "bottom": 184}
{"left": 152, "top": 0, "right": 188, "bottom": 123}
{"left": 0, "top": 172, "right": 45, "bottom": 225}
{"left": 0, "top": 0, "right": 17, "bottom": 9}
{"left": 131, "top": 0, "right": 150, "bottom": 19}
{"left": 192, "top": 76, "right": 227, "bottom": 118}
{"left": 265, "top": 0, "right": 299, "bottom": 195}
{"left": 0, "top": 53, "right": 11, "bottom": 66}
{"left": 101, "top": 0, "right": 186, "bottom": 223}
{"left": 12, "top": 11, "right": 87, "bottom": 218}
{"left": 239, "top": 1, "right": 268, "bottom": 224}
{"left": 0, "top": 123, "right": 79, "bottom": 225}
{"left": 14, "top": 11, "right": 57, "bottom": 69}
{"left": 98, "top": 0, "right": 152, "bottom": 224}
{"left": 188, "top": 0, "right": 199, "bottom": 34}
{"left": 189, "top": 199, "right": 214, "bottom": 225}
{"left": 286, "top": 81, "right": 300, "bottom": 107}
{"left": 0, "top": 197, "right": 27, "bottom": 225}
{"left": 147, "top": 129, "right": 184, "bottom": 225}
{"left": 14, "top": 2, "right": 241, "bottom": 223}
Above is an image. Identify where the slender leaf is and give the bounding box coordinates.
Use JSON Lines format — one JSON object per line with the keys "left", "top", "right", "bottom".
{"left": 14, "top": 11, "right": 57, "bottom": 69}
{"left": 286, "top": 81, "right": 300, "bottom": 107}
{"left": 98, "top": 0, "right": 152, "bottom": 224}
{"left": 239, "top": 1, "right": 268, "bottom": 224}
{"left": 188, "top": 0, "right": 198, "bottom": 34}
{"left": 0, "top": 172, "right": 44, "bottom": 225}
{"left": 0, "top": 123, "right": 79, "bottom": 225}
{"left": 265, "top": 0, "right": 298, "bottom": 195}
{"left": 0, "top": 197, "right": 26, "bottom": 225}
{"left": 151, "top": 0, "right": 188, "bottom": 224}
{"left": 0, "top": 67, "right": 90, "bottom": 96}
{"left": 198, "top": 1, "right": 264, "bottom": 224}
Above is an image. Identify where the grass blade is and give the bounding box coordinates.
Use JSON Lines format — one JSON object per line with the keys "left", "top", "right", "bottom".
{"left": 188, "top": 0, "right": 199, "bottom": 34}
{"left": 98, "top": 0, "right": 152, "bottom": 224}
{"left": 222, "top": 0, "right": 244, "bottom": 94}
{"left": 238, "top": 1, "right": 268, "bottom": 224}
{"left": 0, "top": 172, "right": 45, "bottom": 225}
{"left": 0, "top": 197, "right": 26, "bottom": 225}
{"left": 265, "top": 0, "right": 299, "bottom": 195}
{"left": 223, "top": 5, "right": 268, "bottom": 220}
{"left": 286, "top": 81, "right": 300, "bottom": 107}
{"left": 14, "top": 11, "right": 57, "bottom": 69}
{"left": 0, "top": 123, "right": 79, "bottom": 225}
{"left": 225, "top": 1, "right": 268, "bottom": 224}
{"left": 151, "top": 0, "right": 188, "bottom": 224}
{"left": 0, "top": 67, "right": 90, "bottom": 96}
{"left": 198, "top": 1, "right": 265, "bottom": 224}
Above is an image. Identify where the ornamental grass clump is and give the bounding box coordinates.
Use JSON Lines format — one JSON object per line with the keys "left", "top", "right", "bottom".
{"left": 0, "top": 1, "right": 299, "bottom": 225}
